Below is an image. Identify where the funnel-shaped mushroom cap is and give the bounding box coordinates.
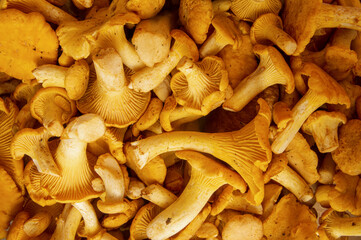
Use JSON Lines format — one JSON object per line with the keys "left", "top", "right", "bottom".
{"left": 223, "top": 45, "right": 294, "bottom": 112}
{"left": 25, "top": 114, "right": 106, "bottom": 204}
{"left": 0, "top": 9, "right": 58, "bottom": 81}
{"left": 230, "top": 0, "right": 282, "bottom": 22}
{"left": 171, "top": 56, "right": 229, "bottom": 115}
{"left": 0, "top": 98, "right": 24, "bottom": 191}
{"left": 302, "top": 110, "right": 347, "bottom": 153}
{"left": 30, "top": 87, "right": 77, "bottom": 137}
{"left": 272, "top": 62, "right": 351, "bottom": 154}
{"left": 179, "top": 0, "right": 213, "bottom": 44}
{"left": 0, "top": 166, "right": 24, "bottom": 239}
{"left": 77, "top": 48, "right": 151, "bottom": 128}
{"left": 263, "top": 194, "right": 318, "bottom": 240}
{"left": 250, "top": 13, "right": 297, "bottom": 55}
{"left": 146, "top": 151, "right": 246, "bottom": 239}
{"left": 11, "top": 127, "right": 60, "bottom": 177}
{"left": 130, "top": 29, "right": 199, "bottom": 93}
{"left": 13, "top": 80, "right": 42, "bottom": 106}
{"left": 283, "top": 0, "right": 361, "bottom": 55}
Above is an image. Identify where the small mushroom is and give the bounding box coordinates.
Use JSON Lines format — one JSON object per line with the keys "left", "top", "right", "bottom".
{"left": 30, "top": 87, "right": 77, "bottom": 136}
{"left": 146, "top": 151, "right": 246, "bottom": 240}
{"left": 302, "top": 110, "right": 347, "bottom": 153}
{"left": 222, "top": 214, "right": 263, "bottom": 240}
{"left": 318, "top": 153, "right": 337, "bottom": 185}
{"left": 0, "top": 9, "right": 59, "bottom": 82}
{"left": 223, "top": 45, "right": 294, "bottom": 112}
{"left": 129, "top": 29, "right": 199, "bottom": 92}
{"left": 271, "top": 62, "right": 350, "bottom": 154}
{"left": 261, "top": 183, "right": 283, "bottom": 220}
{"left": 179, "top": 0, "right": 213, "bottom": 44}
{"left": 50, "top": 204, "right": 82, "bottom": 240}
{"left": 126, "top": 0, "right": 165, "bottom": 19}
{"left": 141, "top": 183, "right": 177, "bottom": 208}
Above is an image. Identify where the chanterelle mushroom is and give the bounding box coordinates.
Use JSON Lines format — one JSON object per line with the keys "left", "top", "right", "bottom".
{"left": 0, "top": 9, "right": 58, "bottom": 82}
{"left": 146, "top": 151, "right": 246, "bottom": 240}
{"left": 125, "top": 98, "right": 272, "bottom": 205}
{"left": 302, "top": 110, "right": 347, "bottom": 153}
{"left": 25, "top": 114, "right": 106, "bottom": 204}
{"left": 223, "top": 45, "right": 294, "bottom": 112}
{"left": 170, "top": 56, "right": 230, "bottom": 115}
{"left": 77, "top": 48, "right": 151, "bottom": 128}
{"left": 331, "top": 119, "right": 361, "bottom": 176}
{"left": 271, "top": 62, "right": 350, "bottom": 154}
{"left": 230, "top": 0, "right": 282, "bottom": 22}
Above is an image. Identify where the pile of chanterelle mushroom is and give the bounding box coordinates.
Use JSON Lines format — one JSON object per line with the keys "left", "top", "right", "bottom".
{"left": 1, "top": 0, "right": 361, "bottom": 239}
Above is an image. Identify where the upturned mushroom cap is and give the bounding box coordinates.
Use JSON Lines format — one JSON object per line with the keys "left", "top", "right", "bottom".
{"left": 282, "top": 0, "right": 361, "bottom": 55}
{"left": 263, "top": 194, "right": 318, "bottom": 240}
{"left": 0, "top": 98, "right": 24, "bottom": 191}
{"left": 30, "top": 87, "right": 77, "bottom": 136}
{"left": 223, "top": 45, "right": 294, "bottom": 112}
{"left": 0, "top": 166, "right": 24, "bottom": 239}
{"left": 0, "top": 0, "right": 76, "bottom": 24}
{"left": 179, "top": 0, "right": 213, "bottom": 44}
{"left": 171, "top": 56, "right": 229, "bottom": 115}
{"left": 302, "top": 110, "right": 347, "bottom": 153}
{"left": 0, "top": 9, "right": 58, "bottom": 82}
{"left": 130, "top": 29, "right": 199, "bottom": 92}
{"left": 328, "top": 171, "right": 361, "bottom": 216}
{"left": 222, "top": 214, "right": 263, "bottom": 240}
{"left": 331, "top": 119, "right": 361, "bottom": 176}
{"left": 230, "top": 0, "right": 282, "bottom": 22}
{"left": 146, "top": 151, "right": 246, "bottom": 240}
{"left": 11, "top": 127, "right": 60, "bottom": 177}
{"left": 77, "top": 48, "right": 151, "bottom": 128}
{"left": 271, "top": 62, "right": 350, "bottom": 154}
{"left": 25, "top": 114, "right": 106, "bottom": 204}
{"left": 250, "top": 13, "right": 297, "bottom": 55}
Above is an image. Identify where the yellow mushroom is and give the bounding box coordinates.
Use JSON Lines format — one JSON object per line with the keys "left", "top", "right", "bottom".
{"left": 0, "top": 98, "right": 24, "bottom": 191}
{"left": 318, "top": 153, "right": 336, "bottom": 185}
{"left": 171, "top": 56, "right": 230, "bottom": 115}
{"left": 0, "top": 9, "right": 59, "bottom": 82}
{"left": 199, "top": 13, "right": 242, "bottom": 58}
{"left": 146, "top": 151, "right": 246, "bottom": 240}
{"left": 230, "top": 0, "right": 282, "bottom": 22}
{"left": 0, "top": 0, "right": 76, "bottom": 25}
{"left": 32, "top": 60, "right": 90, "bottom": 100}
{"left": 223, "top": 45, "right": 294, "bottom": 112}
{"left": 126, "top": 0, "right": 165, "bottom": 19}
{"left": 271, "top": 62, "right": 350, "bottom": 154}
{"left": 77, "top": 48, "right": 150, "bottom": 128}
{"left": 264, "top": 154, "right": 314, "bottom": 202}
{"left": 30, "top": 87, "right": 77, "bottom": 137}
{"left": 6, "top": 211, "right": 31, "bottom": 240}
{"left": 129, "top": 29, "right": 199, "bottom": 92}
{"left": 222, "top": 214, "right": 263, "bottom": 240}
{"left": 125, "top": 98, "right": 271, "bottom": 205}
{"left": 250, "top": 13, "right": 297, "bottom": 55}
{"left": 132, "top": 12, "right": 175, "bottom": 67}
{"left": 261, "top": 183, "right": 283, "bottom": 220}
{"left": 141, "top": 183, "right": 177, "bottom": 208}
{"left": 11, "top": 127, "right": 60, "bottom": 177}
{"left": 126, "top": 177, "right": 145, "bottom": 200}
{"left": 50, "top": 204, "right": 82, "bottom": 240}
{"left": 179, "top": 0, "right": 213, "bottom": 44}
{"left": 24, "top": 114, "right": 106, "bottom": 204}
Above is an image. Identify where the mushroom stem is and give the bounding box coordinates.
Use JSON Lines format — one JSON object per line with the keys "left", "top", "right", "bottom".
{"left": 324, "top": 212, "right": 361, "bottom": 238}
{"left": 317, "top": 3, "right": 361, "bottom": 31}
{"left": 200, "top": 33, "right": 227, "bottom": 58}
{"left": 51, "top": 204, "right": 82, "bottom": 240}
{"left": 260, "top": 24, "right": 296, "bottom": 55}
{"left": 72, "top": 201, "right": 102, "bottom": 238}
{"left": 93, "top": 48, "right": 126, "bottom": 91}
{"left": 32, "top": 65, "right": 67, "bottom": 88}
{"left": 146, "top": 165, "right": 224, "bottom": 240}
{"left": 271, "top": 90, "right": 326, "bottom": 154}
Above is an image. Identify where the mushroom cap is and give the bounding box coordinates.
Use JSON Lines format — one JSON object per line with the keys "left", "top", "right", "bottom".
{"left": 222, "top": 214, "right": 263, "bottom": 240}
{"left": 0, "top": 98, "right": 24, "bottom": 192}
{"left": 171, "top": 29, "right": 199, "bottom": 62}
{"left": 250, "top": 13, "right": 282, "bottom": 45}
{"left": 64, "top": 59, "right": 90, "bottom": 100}
{"left": 211, "top": 13, "right": 240, "bottom": 47}
{"left": 0, "top": 166, "right": 24, "bottom": 239}
{"left": 272, "top": 101, "right": 293, "bottom": 130}
{"left": 263, "top": 194, "right": 318, "bottom": 240}
{"left": 171, "top": 56, "right": 229, "bottom": 114}
{"left": 77, "top": 54, "right": 151, "bottom": 128}
{"left": 30, "top": 87, "right": 77, "bottom": 136}
{"left": 331, "top": 119, "right": 361, "bottom": 176}
{"left": 230, "top": 0, "right": 282, "bottom": 22}
{"left": 253, "top": 44, "right": 295, "bottom": 94}
{"left": 179, "top": 0, "right": 213, "bottom": 44}
{"left": 13, "top": 80, "right": 42, "bottom": 106}
{"left": 0, "top": 9, "right": 58, "bottom": 81}
{"left": 126, "top": 0, "right": 165, "bottom": 19}
{"left": 6, "top": 211, "right": 31, "bottom": 240}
